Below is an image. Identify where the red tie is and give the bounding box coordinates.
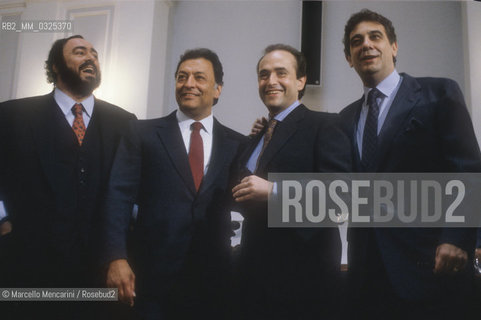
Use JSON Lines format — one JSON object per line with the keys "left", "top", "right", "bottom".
{"left": 71, "top": 103, "right": 86, "bottom": 146}
{"left": 189, "top": 122, "right": 204, "bottom": 191}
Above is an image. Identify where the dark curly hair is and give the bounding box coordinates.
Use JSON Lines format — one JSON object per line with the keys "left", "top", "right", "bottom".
{"left": 343, "top": 9, "right": 397, "bottom": 64}
{"left": 45, "top": 35, "right": 84, "bottom": 84}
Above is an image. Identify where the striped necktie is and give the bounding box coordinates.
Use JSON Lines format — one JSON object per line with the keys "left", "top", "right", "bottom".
{"left": 361, "top": 88, "right": 382, "bottom": 169}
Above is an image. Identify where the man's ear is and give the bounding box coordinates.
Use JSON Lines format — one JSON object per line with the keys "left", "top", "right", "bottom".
{"left": 346, "top": 54, "right": 353, "bottom": 68}
{"left": 214, "top": 84, "right": 222, "bottom": 100}
{"left": 391, "top": 41, "right": 398, "bottom": 61}
{"left": 297, "top": 76, "right": 307, "bottom": 92}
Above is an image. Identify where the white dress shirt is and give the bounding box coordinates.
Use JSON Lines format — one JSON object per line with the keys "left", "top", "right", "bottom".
{"left": 176, "top": 110, "right": 214, "bottom": 174}
{"left": 0, "top": 203, "right": 6, "bottom": 221}
{"left": 54, "top": 87, "right": 94, "bottom": 127}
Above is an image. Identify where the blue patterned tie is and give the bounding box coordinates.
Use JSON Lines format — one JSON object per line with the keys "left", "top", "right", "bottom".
{"left": 361, "top": 88, "right": 381, "bottom": 169}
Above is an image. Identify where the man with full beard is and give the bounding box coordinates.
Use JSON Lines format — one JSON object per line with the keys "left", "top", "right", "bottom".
{"left": 0, "top": 35, "right": 136, "bottom": 319}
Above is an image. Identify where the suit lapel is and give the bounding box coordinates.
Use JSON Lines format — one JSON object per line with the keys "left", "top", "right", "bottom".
{"left": 376, "top": 74, "right": 421, "bottom": 168}
{"left": 29, "top": 93, "right": 67, "bottom": 190}
{"left": 343, "top": 98, "right": 364, "bottom": 171}
{"left": 238, "top": 129, "right": 264, "bottom": 173}
{"left": 256, "top": 104, "right": 307, "bottom": 174}
{"left": 198, "top": 118, "right": 236, "bottom": 194}
{"left": 156, "top": 112, "right": 197, "bottom": 195}
{"left": 89, "top": 100, "right": 115, "bottom": 182}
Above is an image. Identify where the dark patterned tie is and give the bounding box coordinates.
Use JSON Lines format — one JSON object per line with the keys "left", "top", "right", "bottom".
{"left": 71, "top": 103, "right": 86, "bottom": 146}
{"left": 189, "top": 122, "right": 204, "bottom": 191}
{"left": 255, "top": 118, "right": 278, "bottom": 172}
{"left": 361, "top": 88, "right": 382, "bottom": 169}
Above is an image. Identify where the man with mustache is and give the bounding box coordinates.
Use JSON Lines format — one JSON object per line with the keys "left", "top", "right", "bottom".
{"left": 340, "top": 9, "right": 481, "bottom": 318}
{"left": 0, "top": 35, "right": 136, "bottom": 319}
{"left": 232, "top": 44, "right": 350, "bottom": 319}
{"left": 103, "top": 48, "right": 245, "bottom": 319}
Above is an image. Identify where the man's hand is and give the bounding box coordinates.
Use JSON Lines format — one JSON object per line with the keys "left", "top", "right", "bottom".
{"left": 232, "top": 175, "right": 273, "bottom": 202}
{"left": 0, "top": 221, "right": 12, "bottom": 236}
{"left": 434, "top": 243, "right": 467, "bottom": 274}
{"left": 250, "top": 117, "right": 267, "bottom": 136}
{"left": 107, "top": 259, "right": 136, "bottom": 307}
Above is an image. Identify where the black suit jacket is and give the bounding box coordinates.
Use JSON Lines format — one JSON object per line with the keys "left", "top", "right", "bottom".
{"left": 0, "top": 92, "right": 136, "bottom": 287}
{"left": 103, "top": 111, "right": 246, "bottom": 298}
{"left": 340, "top": 73, "right": 481, "bottom": 300}
{"left": 234, "top": 105, "right": 351, "bottom": 306}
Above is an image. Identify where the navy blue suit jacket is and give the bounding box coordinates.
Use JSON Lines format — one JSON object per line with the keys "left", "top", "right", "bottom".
{"left": 234, "top": 105, "right": 351, "bottom": 306}
{"left": 340, "top": 73, "right": 481, "bottom": 299}
{"left": 103, "top": 111, "right": 245, "bottom": 297}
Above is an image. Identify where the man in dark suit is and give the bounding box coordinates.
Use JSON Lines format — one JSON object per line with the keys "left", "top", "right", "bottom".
{"left": 232, "top": 44, "right": 350, "bottom": 319}
{"left": 0, "top": 35, "right": 136, "bottom": 318}
{"left": 340, "top": 9, "right": 481, "bottom": 318}
{"left": 104, "top": 48, "right": 245, "bottom": 320}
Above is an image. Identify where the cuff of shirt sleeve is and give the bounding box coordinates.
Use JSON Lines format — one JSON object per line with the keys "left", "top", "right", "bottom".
{"left": 0, "top": 201, "right": 8, "bottom": 220}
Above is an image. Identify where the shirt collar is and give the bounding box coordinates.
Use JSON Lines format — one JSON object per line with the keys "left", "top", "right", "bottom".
{"left": 272, "top": 100, "right": 301, "bottom": 122}
{"left": 363, "top": 69, "right": 400, "bottom": 102}
{"left": 54, "top": 87, "right": 94, "bottom": 117}
{"left": 176, "top": 109, "right": 214, "bottom": 135}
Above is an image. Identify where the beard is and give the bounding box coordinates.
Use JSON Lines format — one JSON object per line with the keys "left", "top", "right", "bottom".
{"left": 56, "top": 60, "right": 101, "bottom": 97}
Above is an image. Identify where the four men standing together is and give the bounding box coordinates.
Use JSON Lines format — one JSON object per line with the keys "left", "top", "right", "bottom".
{"left": 1, "top": 8, "right": 480, "bottom": 320}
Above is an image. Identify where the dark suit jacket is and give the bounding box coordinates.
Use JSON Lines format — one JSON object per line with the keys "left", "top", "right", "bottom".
{"left": 0, "top": 92, "right": 136, "bottom": 287}
{"left": 234, "top": 105, "right": 351, "bottom": 308}
{"left": 103, "top": 111, "right": 246, "bottom": 299}
{"left": 340, "top": 73, "right": 481, "bottom": 300}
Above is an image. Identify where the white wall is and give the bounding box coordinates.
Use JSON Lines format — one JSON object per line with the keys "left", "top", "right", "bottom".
{"left": 3, "top": 1, "right": 60, "bottom": 99}
{"left": 0, "top": 0, "right": 169, "bottom": 119}
{"left": 0, "top": 11, "right": 21, "bottom": 101}
{"left": 145, "top": 0, "right": 172, "bottom": 119}
{"left": 92, "top": 0, "right": 157, "bottom": 119}
{"left": 463, "top": 1, "right": 481, "bottom": 148}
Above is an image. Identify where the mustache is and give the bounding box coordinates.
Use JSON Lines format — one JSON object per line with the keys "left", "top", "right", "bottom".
{"left": 180, "top": 90, "right": 200, "bottom": 95}
{"left": 79, "top": 61, "right": 98, "bottom": 72}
